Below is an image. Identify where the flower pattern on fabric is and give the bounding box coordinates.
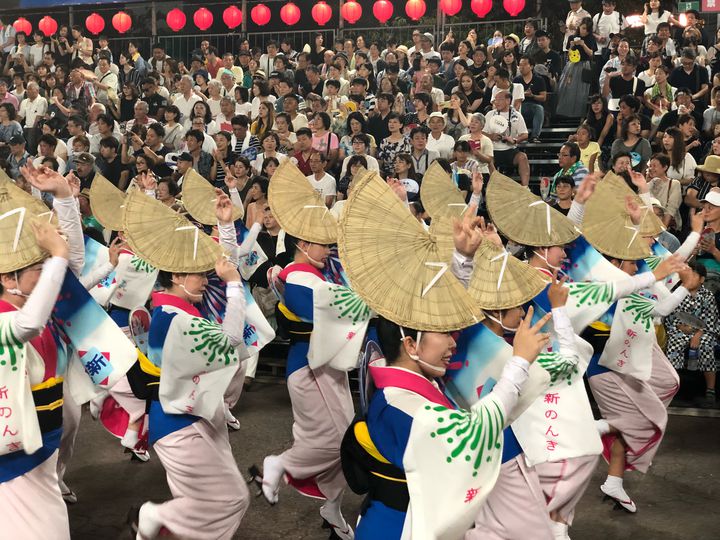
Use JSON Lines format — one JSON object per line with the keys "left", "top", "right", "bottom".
{"left": 184, "top": 318, "right": 238, "bottom": 367}
{"left": 0, "top": 316, "right": 21, "bottom": 372}
{"left": 130, "top": 256, "right": 156, "bottom": 274}
{"left": 568, "top": 282, "right": 614, "bottom": 307}
{"left": 536, "top": 351, "right": 579, "bottom": 386}
{"left": 621, "top": 293, "right": 655, "bottom": 332}
{"left": 328, "top": 285, "right": 371, "bottom": 325}
{"left": 427, "top": 401, "right": 504, "bottom": 477}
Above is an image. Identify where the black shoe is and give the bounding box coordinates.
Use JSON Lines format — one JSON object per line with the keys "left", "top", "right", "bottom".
{"left": 698, "top": 391, "right": 717, "bottom": 408}
{"left": 126, "top": 505, "right": 141, "bottom": 538}
{"left": 531, "top": 137, "right": 542, "bottom": 144}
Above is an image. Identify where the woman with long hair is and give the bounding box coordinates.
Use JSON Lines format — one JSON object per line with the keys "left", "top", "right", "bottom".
{"left": 641, "top": 0, "right": 680, "bottom": 35}
{"left": 251, "top": 101, "right": 275, "bottom": 138}
{"left": 378, "top": 112, "right": 411, "bottom": 178}
{"left": 339, "top": 112, "right": 376, "bottom": 160}
{"left": 273, "top": 112, "right": 297, "bottom": 154}
{"left": 250, "top": 80, "right": 277, "bottom": 121}
{"left": 661, "top": 126, "right": 697, "bottom": 187}
{"left": 501, "top": 50, "right": 519, "bottom": 80}
{"left": 444, "top": 92, "right": 471, "bottom": 139}
{"left": 647, "top": 153, "right": 682, "bottom": 230}
{"left": 610, "top": 113, "right": 652, "bottom": 172}
{"left": 189, "top": 101, "right": 219, "bottom": 136}
{"left": 114, "top": 82, "right": 139, "bottom": 123}
{"left": 458, "top": 73, "right": 484, "bottom": 113}
{"left": 585, "top": 94, "right": 615, "bottom": 149}
{"left": 557, "top": 17, "right": 597, "bottom": 118}
{"left": 162, "top": 105, "right": 184, "bottom": 151}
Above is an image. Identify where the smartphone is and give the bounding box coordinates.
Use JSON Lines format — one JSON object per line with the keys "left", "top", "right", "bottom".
{"left": 700, "top": 227, "right": 716, "bottom": 255}
{"left": 604, "top": 67, "right": 617, "bottom": 73}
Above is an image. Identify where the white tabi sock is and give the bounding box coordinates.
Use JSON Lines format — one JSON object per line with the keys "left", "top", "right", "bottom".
{"left": 121, "top": 429, "right": 140, "bottom": 450}
{"left": 595, "top": 419, "right": 611, "bottom": 436}
{"left": 549, "top": 520, "right": 569, "bottom": 540}
{"left": 137, "top": 501, "right": 162, "bottom": 540}
{"left": 603, "top": 474, "right": 623, "bottom": 489}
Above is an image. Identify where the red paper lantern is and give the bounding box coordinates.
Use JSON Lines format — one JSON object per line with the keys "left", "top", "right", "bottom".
{"left": 193, "top": 8, "right": 214, "bottom": 31}
{"left": 503, "top": 0, "right": 525, "bottom": 16}
{"left": 405, "top": 0, "right": 427, "bottom": 21}
{"left": 341, "top": 1, "right": 363, "bottom": 24}
{"left": 223, "top": 6, "right": 243, "bottom": 29}
{"left": 251, "top": 4, "right": 272, "bottom": 26}
{"left": 280, "top": 3, "right": 301, "bottom": 26}
{"left": 112, "top": 11, "right": 132, "bottom": 34}
{"left": 85, "top": 13, "right": 105, "bottom": 36}
{"left": 38, "top": 16, "right": 58, "bottom": 37}
{"left": 13, "top": 18, "right": 32, "bottom": 36}
{"left": 471, "top": 0, "right": 492, "bottom": 17}
{"left": 440, "top": 0, "right": 462, "bottom": 16}
{"left": 166, "top": 8, "right": 187, "bottom": 32}
{"left": 373, "top": 0, "right": 394, "bottom": 23}
{"left": 312, "top": 1, "right": 333, "bottom": 26}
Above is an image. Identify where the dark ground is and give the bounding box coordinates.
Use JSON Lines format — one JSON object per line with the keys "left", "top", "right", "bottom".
{"left": 65, "top": 383, "right": 720, "bottom": 540}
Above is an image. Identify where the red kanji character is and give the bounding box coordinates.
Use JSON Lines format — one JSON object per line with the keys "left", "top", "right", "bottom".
{"left": 544, "top": 393, "right": 560, "bottom": 404}
{"left": 6, "top": 441, "right": 22, "bottom": 452}
{"left": 545, "top": 426, "right": 559, "bottom": 437}
{"left": 626, "top": 329, "right": 638, "bottom": 338}
{"left": 346, "top": 331, "right": 356, "bottom": 340}
{"left": 0, "top": 386, "right": 7, "bottom": 399}
{"left": 464, "top": 487, "right": 481, "bottom": 503}
{"left": 545, "top": 410, "right": 558, "bottom": 420}
{"left": 617, "top": 359, "right": 626, "bottom": 368}
{"left": 184, "top": 405, "right": 194, "bottom": 414}
{"left": 546, "top": 440, "right": 558, "bottom": 451}
{"left": 0, "top": 407, "right": 12, "bottom": 418}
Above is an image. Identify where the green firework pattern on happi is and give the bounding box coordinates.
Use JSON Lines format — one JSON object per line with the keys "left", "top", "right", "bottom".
{"left": 329, "top": 285, "right": 370, "bottom": 324}
{"left": 184, "top": 318, "right": 238, "bottom": 367}
{"left": 643, "top": 256, "right": 663, "bottom": 271}
{"left": 568, "top": 282, "right": 615, "bottom": 307}
{"left": 427, "top": 400, "right": 504, "bottom": 477}
{"left": 0, "top": 316, "right": 22, "bottom": 372}
{"left": 621, "top": 293, "right": 655, "bottom": 332}
{"left": 130, "top": 256, "right": 156, "bottom": 274}
{"left": 537, "top": 352, "right": 579, "bottom": 386}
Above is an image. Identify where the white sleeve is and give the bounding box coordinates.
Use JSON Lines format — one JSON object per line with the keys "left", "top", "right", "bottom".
{"left": 652, "top": 286, "right": 689, "bottom": 317}
{"left": 11, "top": 257, "right": 68, "bottom": 343}
{"left": 222, "top": 282, "right": 249, "bottom": 359}
{"left": 567, "top": 200, "right": 585, "bottom": 226}
{"left": 612, "top": 272, "right": 656, "bottom": 301}
{"left": 451, "top": 250, "right": 474, "bottom": 288}
{"left": 674, "top": 232, "right": 699, "bottom": 262}
{"left": 237, "top": 222, "right": 262, "bottom": 258}
{"left": 484, "top": 356, "right": 530, "bottom": 426}
{"left": 79, "top": 261, "right": 116, "bottom": 290}
{"left": 469, "top": 193, "right": 482, "bottom": 210}
{"left": 551, "top": 307, "right": 580, "bottom": 366}
{"left": 217, "top": 221, "right": 239, "bottom": 265}
{"left": 229, "top": 188, "right": 244, "bottom": 208}
{"left": 53, "top": 196, "right": 84, "bottom": 276}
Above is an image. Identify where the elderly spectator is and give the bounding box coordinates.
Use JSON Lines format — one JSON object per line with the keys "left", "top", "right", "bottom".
{"left": 483, "top": 89, "right": 530, "bottom": 185}
{"left": 551, "top": 142, "right": 589, "bottom": 197}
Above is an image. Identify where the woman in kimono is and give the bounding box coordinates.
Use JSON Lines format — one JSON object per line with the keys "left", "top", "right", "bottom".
{"left": 338, "top": 171, "right": 551, "bottom": 540}
{"left": 0, "top": 166, "right": 81, "bottom": 539}
{"left": 122, "top": 189, "right": 251, "bottom": 540}
{"left": 254, "top": 162, "right": 371, "bottom": 540}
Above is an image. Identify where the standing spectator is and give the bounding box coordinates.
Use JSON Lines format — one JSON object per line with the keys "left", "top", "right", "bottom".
{"left": 69, "top": 25, "right": 93, "bottom": 67}
{"left": 592, "top": 0, "right": 626, "bottom": 64}
{"left": 483, "top": 90, "right": 530, "bottom": 185}
{"left": 259, "top": 42, "right": 279, "bottom": 77}
{"left": 519, "top": 19, "right": 540, "bottom": 58}
{"left": 533, "top": 31, "right": 562, "bottom": 92}
{"left": 561, "top": 0, "right": 591, "bottom": 51}
{"left": 17, "top": 81, "right": 47, "bottom": 154}
{"left": 514, "top": 56, "right": 546, "bottom": 143}
{"left": 557, "top": 17, "right": 597, "bottom": 118}
{"left": 205, "top": 47, "right": 223, "bottom": 79}
{"left": 127, "top": 41, "right": 148, "bottom": 75}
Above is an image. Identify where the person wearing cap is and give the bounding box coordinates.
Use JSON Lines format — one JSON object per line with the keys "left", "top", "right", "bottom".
{"left": 7, "top": 134, "right": 29, "bottom": 180}
{"left": 72, "top": 151, "right": 96, "bottom": 190}
{"left": 695, "top": 187, "right": 720, "bottom": 281}
{"left": 419, "top": 33, "right": 440, "bottom": 61}
{"left": 254, "top": 162, "right": 371, "bottom": 540}
{"left": 426, "top": 111, "right": 455, "bottom": 160}
{"left": 685, "top": 154, "right": 720, "bottom": 210}
{"left": 561, "top": 0, "right": 591, "bottom": 52}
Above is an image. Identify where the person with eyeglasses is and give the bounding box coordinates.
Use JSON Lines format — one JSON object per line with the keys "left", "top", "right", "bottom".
{"left": 668, "top": 48, "right": 710, "bottom": 111}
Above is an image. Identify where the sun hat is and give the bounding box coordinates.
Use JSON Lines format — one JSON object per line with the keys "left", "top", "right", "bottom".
{"left": 504, "top": 34, "right": 520, "bottom": 45}
{"left": 338, "top": 169, "right": 483, "bottom": 332}
{"left": 268, "top": 160, "right": 337, "bottom": 245}
{"left": 419, "top": 161, "right": 468, "bottom": 220}
{"left": 0, "top": 172, "right": 56, "bottom": 273}
{"left": 89, "top": 173, "right": 126, "bottom": 232}
{"left": 696, "top": 155, "right": 720, "bottom": 175}
{"left": 180, "top": 169, "right": 243, "bottom": 226}
{"left": 700, "top": 187, "right": 720, "bottom": 206}
{"left": 581, "top": 173, "right": 654, "bottom": 260}
{"left": 122, "top": 189, "right": 223, "bottom": 273}
{"left": 468, "top": 242, "right": 550, "bottom": 310}
{"left": 486, "top": 171, "right": 580, "bottom": 247}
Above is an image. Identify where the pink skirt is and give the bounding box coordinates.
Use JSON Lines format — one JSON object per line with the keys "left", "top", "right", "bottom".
{"left": 466, "top": 456, "right": 554, "bottom": 540}
{"left": 281, "top": 364, "right": 354, "bottom": 501}
{"left": 57, "top": 385, "right": 82, "bottom": 483}
{"left": 589, "top": 344, "right": 679, "bottom": 473}
{"left": 152, "top": 407, "right": 250, "bottom": 539}
{"left": 0, "top": 450, "right": 70, "bottom": 540}
{"left": 223, "top": 359, "right": 248, "bottom": 410}
{"left": 535, "top": 455, "right": 598, "bottom": 525}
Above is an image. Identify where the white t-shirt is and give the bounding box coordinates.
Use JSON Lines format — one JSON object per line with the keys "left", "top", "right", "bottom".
{"left": 33, "top": 155, "right": 67, "bottom": 174}
{"left": 491, "top": 84, "right": 525, "bottom": 108}
{"left": 459, "top": 134, "right": 494, "bottom": 174}
{"left": 340, "top": 154, "right": 380, "bottom": 177}
{"left": 172, "top": 93, "right": 203, "bottom": 129}
{"left": 592, "top": 11, "right": 626, "bottom": 53}
{"left": 306, "top": 173, "right": 337, "bottom": 199}
{"left": 427, "top": 132, "right": 457, "bottom": 160}
{"left": 667, "top": 154, "right": 697, "bottom": 182}
{"left": 484, "top": 109, "right": 528, "bottom": 151}
{"left": 644, "top": 11, "right": 671, "bottom": 35}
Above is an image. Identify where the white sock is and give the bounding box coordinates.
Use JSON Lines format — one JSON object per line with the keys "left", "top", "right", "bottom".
{"left": 549, "top": 520, "right": 568, "bottom": 540}
{"left": 595, "top": 419, "right": 611, "bottom": 436}
{"left": 121, "top": 429, "right": 139, "bottom": 450}
{"left": 321, "top": 494, "right": 348, "bottom": 528}
{"left": 604, "top": 475, "right": 623, "bottom": 489}
{"left": 137, "top": 501, "right": 162, "bottom": 539}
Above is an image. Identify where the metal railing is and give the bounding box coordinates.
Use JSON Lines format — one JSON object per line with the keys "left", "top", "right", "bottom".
{"left": 442, "top": 18, "right": 548, "bottom": 44}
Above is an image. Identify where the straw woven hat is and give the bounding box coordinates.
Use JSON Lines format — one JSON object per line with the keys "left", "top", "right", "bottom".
{"left": 486, "top": 171, "right": 580, "bottom": 247}
{"left": 427, "top": 216, "right": 455, "bottom": 265}
{"left": 582, "top": 172, "right": 653, "bottom": 260}
{"left": 122, "top": 189, "right": 223, "bottom": 273}
{"left": 469, "top": 242, "right": 550, "bottom": 310}
{"left": 338, "top": 170, "right": 483, "bottom": 332}
{"left": 89, "top": 173, "right": 126, "bottom": 231}
{"left": 181, "top": 169, "right": 244, "bottom": 226}
{"left": 0, "top": 174, "right": 55, "bottom": 273}
{"left": 420, "top": 161, "right": 468, "bottom": 219}
{"left": 268, "top": 160, "right": 337, "bottom": 244}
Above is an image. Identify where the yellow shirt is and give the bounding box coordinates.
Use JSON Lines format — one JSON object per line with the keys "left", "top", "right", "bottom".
{"left": 579, "top": 141, "right": 601, "bottom": 169}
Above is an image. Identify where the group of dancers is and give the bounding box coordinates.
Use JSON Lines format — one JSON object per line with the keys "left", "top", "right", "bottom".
{"left": 0, "top": 158, "right": 702, "bottom": 540}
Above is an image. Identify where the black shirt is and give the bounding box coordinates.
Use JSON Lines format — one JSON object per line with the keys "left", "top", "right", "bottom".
{"left": 668, "top": 65, "right": 710, "bottom": 99}
{"left": 144, "top": 93, "right": 168, "bottom": 119}
{"left": 301, "top": 80, "right": 325, "bottom": 97}
{"left": 533, "top": 49, "right": 562, "bottom": 80}
{"left": 513, "top": 74, "right": 546, "bottom": 104}
{"left": 96, "top": 156, "right": 126, "bottom": 187}
{"left": 367, "top": 112, "right": 391, "bottom": 146}
{"left": 609, "top": 76, "right": 646, "bottom": 100}
{"left": 657, "top": 108, "right": 704, "bottom": 135}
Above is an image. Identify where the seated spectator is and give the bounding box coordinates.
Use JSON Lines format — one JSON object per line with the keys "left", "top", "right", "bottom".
{"left": 305, "top": 151, "right": 337, "bottom": 208}
{"left": 409, "top": 127, "right": 440, "bottom": 177}
{"left": 184, "top": 129, "right": 214, "bottom": 179}
{"left": 73, "top": 152, "right": 96, "bottom": 189}
{"left": 459, "top": 113, "right": 494, "bottom": 177}
{"left": 426, "top": 112, "right": 456, "bottom": 160}
{"left": 156, "top": 178, "right": 182, "bottom": 211}
{"left": 337, "top": 155, "right": 368, "bottom": 203}
{"left": 339, "top": 134, "right": 379, "bottom": 177}
{"left": 668, "top": 47, "right": 709, "bottom": 111}
{"left": 514, "top": 55, "right": 547, "bottom": 143}
{"left": 6, "top": 135, "right": 29, "bottom": 179}
{"left": 96, "top": 136, "right": 129, "bottom": 189}
{"left": 252, "top": 132, "right": 288, "bottom": 176}
{"left": 610, "top": 151, "right": 632, "bottom": 175}
{"left": 574, "top": 124, "right": 601, "bottom": 172}
{"left": 656, "top": 88, "right": 703, "bottom": 141}
{"left": 661, "top": 127, "right": 697, "bottom": 187}
{"left": 230, "top": 114, "right": 261, "bottom": 161}
{"left": 685, "top": 155, "right": 720, "bottom": 210}
{"left": 647, "top": 153, "right": 682, "bottom": 231}
{"left": 550, "top": 175, "right": 575, "bottom": 215}
{"left": 610, "top": 113, "right": 652, "bottom": 172}
{"left": 677, "top": 113, "right": 704, "bottom": 162}
{"left": 483, "top": 89, "right": 530, "bottom": 185}
{"left": 0, "top": 102, "right": 23, "bottom": 156}
{"left": 244, "top": 176, "right": 270, "bottom": 227}
{"left": 603, "top": 54, "right": 646, "bottom": 112}
{"left": 649, "top": 199, "right": 681, "bottom": 253}
{"left": 392, "top": 153, "right": 421, "bottom": 200}
{"left": 310, "top": 112, "right": 339, "bottom": 171}
{"left": 32, "top": 133, "right": 66, "bottom": 173}
{"left": 551, "top": 142, "right": 589, "bottom": 197}
{"left": 443, "top": 93, "right": 471, "bottom": 140}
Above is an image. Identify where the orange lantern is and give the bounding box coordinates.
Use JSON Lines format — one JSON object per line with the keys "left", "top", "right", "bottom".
{"left": 503, "top": 0, "right": 525, "bottom": 17}
{"left": 251, "top": 4, "right": 272, "bottom": 26}
{"left": 312, "top": 1, "right": 333, "bottom": 26}
{"left": 38, "top": 16, "right": 58, "bottom": 37}
{"left": 440, "top": 0, "right": 462, "bottom": 16}
{"left": 194, "top": 8, "right": 214, "bottom": 31}
{"left": 373, "top": 0, "right": 394, "bottom": 23}
{"left": 405, "top": 0, "right": 426, "bottom": 21}
{"left": 342, "top": 1, "right": 363, "bottom": 24}
{"left": 471, "top": 0, "right": 492, "bottom": 17}
{"left": 280, "top": 3, "right": 301, "bottom": 26}
{"left": 13, "top": 17, "right": 32, "bottom": 35}
{"left": 223, "top": 6, "right": 243, "bottom": 29}
{"left": 85, "top": 13, "right": 105, "bottom": 36}
{"left": 112, "top": 11, "right": 132, "bottom": 34}
{"left": 166, "top": 8, "right": 187, "bottom": 32}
